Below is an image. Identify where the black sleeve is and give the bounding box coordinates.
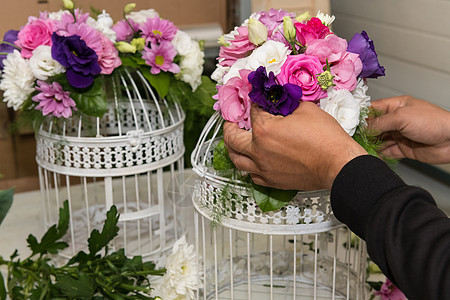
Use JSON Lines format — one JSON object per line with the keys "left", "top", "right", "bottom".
{"left": 330, "top": 155, "right": 450, "bottom": 300}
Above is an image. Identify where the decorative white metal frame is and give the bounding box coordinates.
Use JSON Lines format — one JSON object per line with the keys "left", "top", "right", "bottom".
{"left": 36, "top": 69, "right": 186, "bottom": 260}
{"left": 191, "top": 112, "right": 368, "bottom": 299}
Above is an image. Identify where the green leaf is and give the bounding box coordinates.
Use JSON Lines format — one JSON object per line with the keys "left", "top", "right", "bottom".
{"left": 252, "top": 183, "right": 298, "bottom": 212}
{"left": 213, "top": 140, "right": 235, "bottom": 170}
{"left": 27, "top": 200, "right": 70, "bottom": 256}
{"left": 71, "top": 77, "right": 107, "bottom": 117}
{"left": 54, "top": 273, "right": 95, "bottom": 297}
{"left": 88, "top": 205, "right": 120, "bottom": 257}
{"left": 0, "top": 270, "right": 6, "bottom": 300}
{"left": 120, "top": 56, "right": 140, "bottom": 68}
{"left": 140, "top": 67, "right": 170, "bottom": 98}
{"left": 0, "top": 188, "right": 14, "bottom": 226}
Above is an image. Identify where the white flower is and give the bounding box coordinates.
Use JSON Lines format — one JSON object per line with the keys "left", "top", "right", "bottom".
{"left": 222, "top": 57, "right": 249, "bottom": 84}
{"left": 48, "top": 9, "right": 68, "bottom": 21}
{"left": 179, "top": 41, "right": 205, "bottom": 91}
{"left": 352, "top": 79, "right": 371, "bottom": 109}
{"left": 321, "top": 88, "right": 361, "bottom": 136}
{"left": 247, "top": 18, "right": 268, "bottom": 45}
{"left": 246, "top": 40, "right": 290, "bottom": 76}
{"left": 211, "top": 64, "right": 230, "bottom": 85}
{"left": 94, "top": 11, "right": 116, "bottom": 43}
{"left": 171, "top": 30, "right": 193, "bottom": 56}
{"left": 152, "top": 236, "right": 200, "bottom": 300}
{"left": 0, "top": 50, "right": 35, "bottom": 110}
{"left": 126, "top": 9, "right": 159, "bottom": 25}
{"left": 316, "top": 10, "right": 335, "bottom": 27}
{"left": 29, "top": 45, "right": 65, "bottom": 80}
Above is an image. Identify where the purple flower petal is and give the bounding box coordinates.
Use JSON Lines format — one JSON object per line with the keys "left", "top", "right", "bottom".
{"left": 347, "top": 31, "right": 385, "bottom": 78}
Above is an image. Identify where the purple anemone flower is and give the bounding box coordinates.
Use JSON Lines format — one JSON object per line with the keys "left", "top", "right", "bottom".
{"left": 0, "top": 30, "right": 19, "bottom": 70}
{"left": 347, "top": 31, "right": 385, "bottom": 78}
{"left": 51, "top": 33, "right": 101, "bottom": 89}
{"left": 248, "top": 66, "right": 302, "bottom": 116}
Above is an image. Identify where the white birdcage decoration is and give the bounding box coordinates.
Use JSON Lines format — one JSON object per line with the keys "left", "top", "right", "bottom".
{"left": 36, "top": 68, "right": 186, "bottom": 260}
{"left": 190, "top": 112, "right": 368, "bottom": 300}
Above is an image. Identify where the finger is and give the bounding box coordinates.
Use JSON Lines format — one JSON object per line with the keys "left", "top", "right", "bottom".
{"left": 223, "top": 121, "right": 253, "bottom": 157}
{"left": 367, "top": 110, "right": 406, "bottom": 134}
{"left": 250, "top": 103, "right": 277, "bottom": 127}
{"left": 227, "top": 146, "right": 260, "bottom": 174}
{"left": 380, "top": 144, "right": 406, "bottom": 159}
{"left": 370, "top": 96, "right": 405, "bottom": 114}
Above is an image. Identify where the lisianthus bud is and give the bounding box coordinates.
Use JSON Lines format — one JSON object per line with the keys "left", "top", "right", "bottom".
{"left": 130, "top": 37, "right": 145, "bottom": 51}
{"left": 296, "top": 11, "right": 311, "bottom": 22}
{"left": 247, "top": 18, "right": 268, "bottom": 46}
{"left": 62, "top": 0, "right": 74, "bottom": 10}
{"left": 124, "top": 3, "right": 136, "bottom": 14}
{"left": 283, "top": 16, "right": 296, "bottom": 43}
{"left": 115, "top": 41, "right": 137, "bottom": 53}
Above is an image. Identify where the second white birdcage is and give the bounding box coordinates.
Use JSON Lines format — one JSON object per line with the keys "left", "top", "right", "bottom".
{"left": 190, "top": 112, "right": 368, "bottom": 300}
{"left": 36, "top": 68, "right": 186, "bottom": 260}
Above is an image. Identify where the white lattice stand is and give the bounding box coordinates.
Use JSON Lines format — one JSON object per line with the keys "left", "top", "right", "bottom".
{"left": 191, "top": 112, "right": 368, "bottom": 300}
{"left": 36, "top": 69, "right": 186, "bottom": 260}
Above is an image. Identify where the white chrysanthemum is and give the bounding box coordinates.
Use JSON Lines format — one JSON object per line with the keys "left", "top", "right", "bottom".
{"left": 246, "top": 40, "right": 290, "bottom": 76}
{"left": 351, "top": 79, "right": 372, "bottom": 126}
{"left": 152, "top": 236, "right": 200, "bottom": 300}
{"left": 171, "top": 30, "right": 194, "bottom": 56}
{"left": 316, "top": 10, "right": 335, "bottom": 27}
{"left": 179, "top": 41, "right": 204, "bottom": 91}
{"left": 222, "top": 57, "right": 249, "bottom": 84}
{"left": 29, "top": 45, "right": 65, "bottom": 80}
{"left": 211, "top": 64, "right": 230, "bottom": 85}
{"left": 0, "top": 50, "right": 35, "bottom": 110}
{"left": 48, "top": 9, "right": 68, "bottom": 21}
{"left": 126, "top": 9, "right": 159, "bottom": 25}
{"left": 320, "top": 88, "right": 361, "bottom": 136}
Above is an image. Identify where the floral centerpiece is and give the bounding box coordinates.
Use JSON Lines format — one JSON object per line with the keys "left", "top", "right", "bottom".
{"left": 210, "top": 9, "right": 387, "bottom": 212}
{"left": 0, "top": 0, "right": 214, "bottom": 127}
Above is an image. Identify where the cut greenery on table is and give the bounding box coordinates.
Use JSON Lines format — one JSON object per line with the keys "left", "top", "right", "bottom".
{"left": 0, "top": 200, "right": 165, "bottom": 300}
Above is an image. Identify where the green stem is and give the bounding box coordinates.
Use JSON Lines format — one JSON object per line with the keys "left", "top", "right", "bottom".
{"left": 123, "top": 12, "right": 137, "bottom": 37}
{"left": 0, "top": 41, "right": 20, "bottom": 49}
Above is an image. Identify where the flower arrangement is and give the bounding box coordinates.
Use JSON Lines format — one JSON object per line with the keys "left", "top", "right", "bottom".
{"left": 211, "top": 9, "right": 387, "bottom": 212}
{"left": 0, "top": 1, "right": 214, "bottom": 122}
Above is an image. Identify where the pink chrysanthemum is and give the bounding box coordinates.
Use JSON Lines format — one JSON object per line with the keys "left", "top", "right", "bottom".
{"left": 113, "top": 19, "right": 139, "bottom": 42}
{"left": 139, "top": 17, "right": 178, "bottom": 44}
{"left": 32, "top": 80, "right": 77, "bottom": 118}
{"left": 142, "top": 41, "right": 180, "bottom": 74}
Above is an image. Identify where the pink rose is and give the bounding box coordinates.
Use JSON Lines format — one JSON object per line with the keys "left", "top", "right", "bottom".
{"left": 213, "top": 69, "right": 252, "bottom": 130}
{"left": 219, "top": 26, "right": 256, "bottom": 67}
{"left": 16, "top": 18, "right": 55, "bottom": 58}
{"left": 305, "top": 34, "right": 348, "bottom": 64}
{"left": 98, "top": 35, "right": 121, "bottom": 75}
{"left": 277, "top": 54, "right": 327, "bottom": 102}
{"left": 331, "top": 51, "right": 362, "bottom": 91}
{"left": 295, "top": 17, "right": 331, "bottom": 47}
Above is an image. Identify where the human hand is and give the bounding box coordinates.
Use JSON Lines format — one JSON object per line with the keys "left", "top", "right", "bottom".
{"left": 223, "top": 102, "right": 368, "bottom": 191}
{"left": 368, "top": 96, "right": 450, "bottom": 164}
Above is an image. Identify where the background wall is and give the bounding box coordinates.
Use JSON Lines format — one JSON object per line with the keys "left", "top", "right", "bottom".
{"left": 330, "top": 0, "right": 450, "bottom": 212}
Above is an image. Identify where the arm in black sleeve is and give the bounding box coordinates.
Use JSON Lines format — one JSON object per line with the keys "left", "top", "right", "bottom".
{"left": 330, "top": 155, "right": 450, "bottom": 300}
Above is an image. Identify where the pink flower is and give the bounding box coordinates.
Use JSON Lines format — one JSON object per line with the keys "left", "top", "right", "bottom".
{"left": 113, "top": 19, "right": 139, "bottom": 42}
{"left": 331, "top": 51, "right": 362, "bottom": 91}
{"left": 374, "top": 279, "right": 407, "bottom": 300}
{"left": 295, "top": 17, "right": 332, "bottom": 47}
{"left": 258, "top": 8, "right": 295, "bottom": 34}
{"left": 98, "top": 35, "right": 121, "bottom": 75}
{"left": 219, "top": 26, "right": 256, "bottom": 67}
{"left": 142, "top": 41, "right": 180, "bottom": 74}
{"left": 213, "top": 69, "right": 252, "bottom": 130}
{"left": 32, "top": 80, "right": 77, "bottom": 118}
{"left": 305, "top": 35, "right": 348, "bottom": 64}
{"left": 140, "top": 17, "right": 178, "bottom": 44}
{"left": 277, "top": 54, "right": 327, "bottom": 102}
{"left": 15, "top": 18, "right": 55, "bottom": 58}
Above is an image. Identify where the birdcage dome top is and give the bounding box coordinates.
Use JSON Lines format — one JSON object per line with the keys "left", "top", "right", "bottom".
{"left": 36, "top": 68, "right": 185, "bottom": 177}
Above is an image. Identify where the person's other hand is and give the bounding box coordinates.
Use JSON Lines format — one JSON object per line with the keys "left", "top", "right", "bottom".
{"left": 223, "top": 102, "right": 367, "bottom": 191}
{"left": 369, "top": 96, "right": 450, "bottom": 164}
